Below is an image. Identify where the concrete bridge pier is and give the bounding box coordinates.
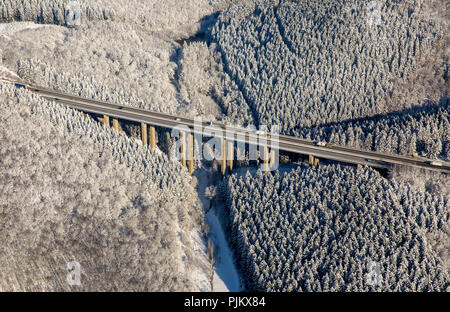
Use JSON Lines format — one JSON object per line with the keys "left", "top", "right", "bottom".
{"left": 141, "top": 123, "right": 147, "bottom": 146}
{"left": 102, "top": 115, "right": 109, "bottom": 127}
{"left": 180, "top": 131, "right": 186, "bottom": 168}
{"left": 221, "top": 138, "right": 227, "bottom": 175}
{"left": 149, "top": 126, "right": 156, "bottom": 149}
{"left": 227, "top": 140, "right": 234, "bottom": 172}
{"left": 188, "top": 133, "right": 194, "bottom": 175}
{"left": 112, "top": 118, "right": 119, "bottom": 131}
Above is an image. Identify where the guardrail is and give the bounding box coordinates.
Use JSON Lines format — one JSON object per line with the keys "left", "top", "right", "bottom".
{"left": 4, "top": 79, "right": 450, "bottom": 175}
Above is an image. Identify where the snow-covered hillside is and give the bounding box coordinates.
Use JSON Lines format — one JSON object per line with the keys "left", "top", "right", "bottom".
{"left": 0, "top": 80, "right": 210, "bottom": 291}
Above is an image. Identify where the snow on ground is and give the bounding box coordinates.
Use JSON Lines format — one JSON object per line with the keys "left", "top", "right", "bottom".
{"left": 206, "top": 210, "right": 241, "bottom": 291}
{"left": 172, "top": 206, "right": 211, "bottom": 292}
{"left": 0, "top": 22, "right": 48, "bottom": 36}
{"left": 0, "top": 17, "right": 241, "bottom": 292}
{"left": 187, "top": 229, "right": 211, "bottom": 292}
{"left": 194, "top": 164, "right": 241, "bottom": 292}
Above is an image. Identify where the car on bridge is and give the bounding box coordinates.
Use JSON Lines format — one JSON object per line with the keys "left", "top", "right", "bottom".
{"left": 427, "top": 161, "right": 443, "bottom": 166}
{"left": 254, "top": 130, "right": 271, "bottom": 137}
{"left": 315, "top": 141, "right": 327, "bottom": 147}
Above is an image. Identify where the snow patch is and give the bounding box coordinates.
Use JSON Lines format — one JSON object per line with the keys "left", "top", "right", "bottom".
{"left": 0, "top": 22, "right": 48, "bottom": 36}
{"left": 0, "top": 65, "right": 21, "bottom": 82}
{"left": 206, "top": 210, "right": 241, "bottom": 292}
{"left": 194, "top": 165, "right": 241, "bottom": 292}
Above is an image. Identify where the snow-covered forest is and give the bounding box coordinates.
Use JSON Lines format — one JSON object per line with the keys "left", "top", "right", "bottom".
{"left": 211, "top": 0, "right": 447, "bottom": 132}
{"left": 225, "top": 166, "right": 449, "bottom": 291}
{"left": 0, "top": 0, "right": 448, "bottom": 293}
{"left": 0, "top": 0, "right": 235, "bottom": 30}
{"left": 298, "top": 102, "right": 449, "bottom": 161}
{"left": 0, "top": 0, "right": 247, "bottom": 292}
{"left": 215, "top": 0, "right": 449, "bottom": 292}
{"left": 0, "top": 81, "right": 212, "bottom": 291}
{"left": 0, "top": 0, "right": 245, "bottom": 120}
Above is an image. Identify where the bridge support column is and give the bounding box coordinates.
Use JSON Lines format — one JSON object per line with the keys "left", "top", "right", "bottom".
{"left": 180, "top": 131, "right": 186, "bottom": 168}
{"left": 221, "top": 138, "right": 227, "bottom": 175}
{"left": 103, "top": 115, "right": 109, "bottom": 127}
{"left": 227, "top": 140, "right": 234, "bottom": 172}
{"left": 149, "top": 126, "right": 156, "bottom": 149}
{"left": 112, "top": 118, "right": 119, "bottom": 131}
{"left": 309, "top": 154, "right": 315, "bottom": 166}
{"left": 141, "top": 123, "right": 147, "bottom": 146}
{"left": 188, "top": 133, "right": 194, "bottom": 175}
{"left": 263, "top": 146, "right": 269, "bottom": 171}
{"left": 314, "top": 157, "right": 319, "bottom": 168}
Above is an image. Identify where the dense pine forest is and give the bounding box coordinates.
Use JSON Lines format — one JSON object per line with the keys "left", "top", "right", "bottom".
{"left": 225, "top": 166, "right": 449, "bottom": 291}
{"left": 0, "top": 0, "right": 448, "bottom": 293}
{"left": 211, "top": 0, "right": 446, "bottom": 132}
{"left": 215, "top": 0, "right": 449, "bottom": 292}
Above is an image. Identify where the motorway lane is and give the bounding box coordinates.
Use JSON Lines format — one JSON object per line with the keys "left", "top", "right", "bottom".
{"left": 19, "top": 83, "right": 450, "bottom": 174}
